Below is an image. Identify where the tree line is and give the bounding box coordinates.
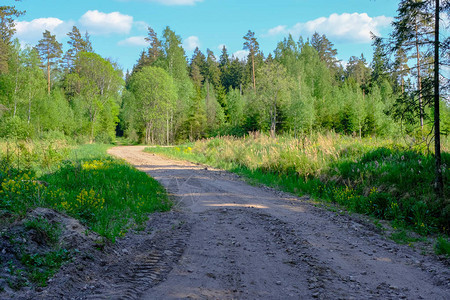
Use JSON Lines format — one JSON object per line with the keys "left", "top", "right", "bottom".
{"left": 1, "top": 1, "right": 449, "bottom": 147}
{"left": 1, "top": 4, "right": 123, "bottom": 143}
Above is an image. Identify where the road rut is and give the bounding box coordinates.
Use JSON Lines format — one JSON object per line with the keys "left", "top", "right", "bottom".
{"left": 106, "top": 146, "right": 449, "bottom": 300}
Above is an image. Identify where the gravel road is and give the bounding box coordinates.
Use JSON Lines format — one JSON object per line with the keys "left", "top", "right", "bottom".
{"left": 104, "top": 146, "right": 449, "bottom": 300}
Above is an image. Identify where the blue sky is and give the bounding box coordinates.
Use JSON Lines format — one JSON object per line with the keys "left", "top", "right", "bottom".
{"left": 9, "top": 0, "right": 400, "bottom": 72}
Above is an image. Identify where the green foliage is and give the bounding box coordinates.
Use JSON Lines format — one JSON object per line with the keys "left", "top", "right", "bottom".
{"left": 64, "top": 52, "right": 123, "bottom": 142}
{"left": 146, "top": 134, "right": 449, "bottom": 235}
{"left": 390, "top": 230, "right": 425, "bottom": 245}
{"left": 20, "top": 249, "right": 70, "bottom": 287}
{"left": 0, "top": 117, "right": 33, "bottom": 140}
{"left": 126, "top": 66, "right": 177, "bottom": 144}
{"left": 0, "top": 143, "right": 171, "bottom": 241}
{"left": 434, "top": 236, "right": 450, "bottom": 256}
{"left": 41, "top": 158, "right": 170, "bottom": 240}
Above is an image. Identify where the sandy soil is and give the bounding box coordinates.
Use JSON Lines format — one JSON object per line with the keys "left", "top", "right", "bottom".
{"left": 108, "top": 146, "right": 449, "bottom": 300}
{"left": 17, "top": 145, "right": 449, "bottom": 299}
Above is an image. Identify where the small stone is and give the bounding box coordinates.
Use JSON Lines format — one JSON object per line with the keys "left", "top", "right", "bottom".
{"left": 122, "top": 249, "right": 129, "bottom": 254}
{"left": 389, "top": 285, "right": 398, "bottom": 290}
{"left": 276, "top": 281, "right": 282, "bottom": 285}
{"left": 312, "top": 292, "right": 320, "bottom": 298}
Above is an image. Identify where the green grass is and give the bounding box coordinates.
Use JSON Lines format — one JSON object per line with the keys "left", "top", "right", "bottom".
{"left": 390, "top": 230, "right": 426, "bottom": 245}
{"left": 20, "top": 249, "right": 71, "bottom": 287}
{"left": 434, "top": 236, "right": 450, "bottom": 256}
{"left": 145, "top": 133, "right": 449, "bottom": 237}
{"left": 0, "top": 141, "right": 170, "bottom": 289}
{"left": 0, "top": 143, "right": 171, "bottom": 241}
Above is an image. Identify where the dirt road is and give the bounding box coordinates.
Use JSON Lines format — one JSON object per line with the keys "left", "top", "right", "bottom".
{"left": 103, "top": 146, "right": 448, "bottom": 299}
{"left": 26, "top": 145, "right": 448, "bottom": 300}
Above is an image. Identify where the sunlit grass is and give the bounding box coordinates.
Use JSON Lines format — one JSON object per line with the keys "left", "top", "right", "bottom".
{"left": 0, "top": 143, "right": 171, "bottom": 241}
{"left": 146, "top": 132, "right": 449, "bottom": 236}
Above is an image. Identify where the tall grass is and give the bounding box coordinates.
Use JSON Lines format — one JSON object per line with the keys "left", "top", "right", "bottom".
{"left": 146, "top": 132, "right": 449, "bottom": 235}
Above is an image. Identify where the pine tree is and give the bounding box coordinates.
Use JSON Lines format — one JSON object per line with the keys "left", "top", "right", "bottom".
{"left": 35, "top": 30, "right": 63, "bottom": 94}
{"left": 391, "top": 0, "right": 435, "bottom": 130}
{"left": 310, "top": 32, "right": 339, "bottom": 75}
{"left": 243, "top": 30, "right": 259, "bottom": 90}
{"left": 393, "top": 47, "right": 409, "bottom": 93}
{"left": 63, "top": 26, "right": 93, "bottom": 70}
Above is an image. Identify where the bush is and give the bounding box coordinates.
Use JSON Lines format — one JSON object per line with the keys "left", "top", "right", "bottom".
{"left": 0, "top": 117, "right": 33, "bottom": 140}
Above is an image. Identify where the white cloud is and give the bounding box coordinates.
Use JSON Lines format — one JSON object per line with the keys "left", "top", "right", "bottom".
{"left": 264, "top": 25, "right": 287, "bottom": 37}
{"left": 14, "top": 18, "right": 73, "bottom": 43}
{"left": 232, "top": 50, "right": 249, "bottom": 61}
{"left": 118, "top": 36, "right": 147, "bottom": 47}
{"left": 183, "top": 36, "right": 200, "bottom": 51}
{"left": 80, "top": 10, "right": 133, "bottom": 35}
{"left": 134, "top": 21, "right": 149, "bottom": 31}
{"left": 265, "top": 13, "right": 393, "bottom": 43}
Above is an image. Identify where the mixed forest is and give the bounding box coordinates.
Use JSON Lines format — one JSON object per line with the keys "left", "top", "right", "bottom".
{"left": 0, "top": 1, "right": 450, "bottom": 291}
{"left": 0, "top": 2, "right": 448, "bottom": 145}
{"left": 1, "top": 1, "right": 450, "bottom": 237}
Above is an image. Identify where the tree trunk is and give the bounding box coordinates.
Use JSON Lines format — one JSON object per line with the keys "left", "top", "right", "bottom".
{"left": 415, "top": 20, "right": 424, "bottom": 131}
{"left": 13, "top": 63, "right": 19, "bottom": 117}
{"left": 434, "top": 0, "right": 443, "bottom": 197}
{"left": 166, "top": 110, "right": 169, "bottom": 146}
{"left": 401, "top": 76, "right": 404, "bottom": 94}
{"left": 47, "top": 54, "right": 51, "bottom": 95}
{"left": 270, "top": 100, "right": 277, "bottom": 138}
{"left": 252, "top": 52, "right": 256, "bottom": 90}
{"left": 28, "top": 88, "right": 31, "bottom": 124}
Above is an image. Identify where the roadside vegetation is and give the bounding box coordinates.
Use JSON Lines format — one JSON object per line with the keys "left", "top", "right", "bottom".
{"left": 145, "top": 133, "right": 449, "bottom": 255}
{"left": 0, "top": 140, "right": 170, "bottom": 289}
{"left": 1, "top": 1, "right": 449, "bottom": 291}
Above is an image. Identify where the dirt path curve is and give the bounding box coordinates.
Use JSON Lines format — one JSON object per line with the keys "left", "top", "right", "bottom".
{"left": 107, "top": 146, "right": 449, "bottom": 300}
